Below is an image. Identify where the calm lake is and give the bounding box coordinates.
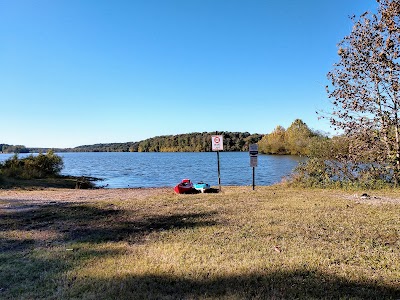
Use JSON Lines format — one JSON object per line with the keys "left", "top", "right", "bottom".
{"left": 0, "top": 152, "right": 304, "bottom": 188}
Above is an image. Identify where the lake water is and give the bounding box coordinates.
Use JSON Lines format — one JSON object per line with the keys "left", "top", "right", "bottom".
{"left": 0, "top": 152, "right": 304, "bottom": 188}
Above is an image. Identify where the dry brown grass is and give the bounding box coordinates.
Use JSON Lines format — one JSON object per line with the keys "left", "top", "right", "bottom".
{"left": 0, "top": 186, "right": 399, "bottom": 299}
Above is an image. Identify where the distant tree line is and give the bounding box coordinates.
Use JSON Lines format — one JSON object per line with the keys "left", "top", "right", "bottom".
{"left": 2, "top": 126, "right": 324, "bottom": 154}
{"left": 70, "top": 142, "right": 139, "bottom": 152}
{"left": 0, "top": 144, "right": 29, "bottom": 154}
{"left": 136, "top": 132, "right": 263, "bottom": 152}
{"left": 1, "top": 132, "right": 264, "bottom": 153}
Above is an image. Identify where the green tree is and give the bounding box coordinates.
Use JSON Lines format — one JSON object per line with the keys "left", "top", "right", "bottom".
{"left": 0, "top": 150, "right": 63, "bottom": 179}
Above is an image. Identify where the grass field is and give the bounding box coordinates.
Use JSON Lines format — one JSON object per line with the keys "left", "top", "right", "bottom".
{"left": 0, "top": 186, "right": 399, "bottom": 299}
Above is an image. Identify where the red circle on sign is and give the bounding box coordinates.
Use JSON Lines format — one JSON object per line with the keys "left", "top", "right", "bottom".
{"left": 214, "top": 137, "right": 220, "bottom": 143}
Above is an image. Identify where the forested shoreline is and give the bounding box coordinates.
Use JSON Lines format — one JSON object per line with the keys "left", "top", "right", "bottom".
{"left": 1, "top": 120, "right": 328, "bottom": 154}
{"left": 1, "top": 132, "right": 264, "bottom": 153}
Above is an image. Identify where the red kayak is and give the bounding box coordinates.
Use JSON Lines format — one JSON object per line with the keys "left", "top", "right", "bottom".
{"left": 174, "top": 179, "right": 194, "bottom": 194}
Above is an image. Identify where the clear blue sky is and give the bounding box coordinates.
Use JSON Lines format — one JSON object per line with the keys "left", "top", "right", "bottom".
{"left": 1, "top": 0, "right": 377, "bottom": 148}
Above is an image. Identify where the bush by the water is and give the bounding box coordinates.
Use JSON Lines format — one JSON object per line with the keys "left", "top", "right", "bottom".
{"left": 0, "top": 150, "right": 64, "bottom": 179}
{"left": 289, "top": 136, "right": 396, "bottom": 189}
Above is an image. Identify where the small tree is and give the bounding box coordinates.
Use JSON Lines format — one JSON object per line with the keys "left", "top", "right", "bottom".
{"left": 326, "top": 0, "right": 400, "bottom": 186}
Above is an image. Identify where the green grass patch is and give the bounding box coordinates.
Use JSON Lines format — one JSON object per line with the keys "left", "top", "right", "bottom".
{"left": 0, "top": 186, "right": 399, "bottom": 299}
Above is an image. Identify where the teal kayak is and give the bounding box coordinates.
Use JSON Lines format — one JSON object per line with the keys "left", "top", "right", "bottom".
{"left": 193, "top": 182, "right": 210, "bottom": 193}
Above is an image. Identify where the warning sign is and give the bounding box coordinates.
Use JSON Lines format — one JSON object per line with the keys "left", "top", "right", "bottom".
{"left": 211, "top": 135, "right": 223, "bottom": 151}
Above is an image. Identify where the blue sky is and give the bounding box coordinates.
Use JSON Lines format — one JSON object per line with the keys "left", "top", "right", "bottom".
{"left": 1, "top": 0, "right": 377, "bottom": 148}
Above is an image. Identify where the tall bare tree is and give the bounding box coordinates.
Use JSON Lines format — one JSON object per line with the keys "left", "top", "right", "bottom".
{"left": 327, "top": 0, "right": 400, "bottom": 185}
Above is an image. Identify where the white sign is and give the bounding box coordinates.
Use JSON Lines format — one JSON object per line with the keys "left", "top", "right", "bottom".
{"left": 250, "top": 155, "right": 258, "bottom": 167}
{"left": 212, "top": 135, "right": 224, "bottom": 151}
{"left": 249, "top": 144, "right": 259, "bottom": 156}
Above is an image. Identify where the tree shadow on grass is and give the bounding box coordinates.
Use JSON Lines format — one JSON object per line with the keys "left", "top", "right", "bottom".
{"left": 72, "top": 270, "right": 400, "bottom": 299}
{"left": 0, "top": 204, "right": 219, "bottom": 298}
{"left": 0, "top": 246, "right": 128, "bottom": 298}
{"left": 1, "top": 205, "right": 399, "bottom": 299}
{"left": 67, "top": 211, "right": 219, "bottom": 244}
{"left": 0, "top": 203, "right": 218, "bottom": 249}
{"left": 0, "top": 237, "right": 35, "bottom": 253}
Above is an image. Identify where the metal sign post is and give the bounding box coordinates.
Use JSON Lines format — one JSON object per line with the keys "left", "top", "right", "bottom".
{"left": 249, "top": 144, "right": 259, "bottom": 190}
{"left": 212, "top": 134, "right": 223, "bottom": 192}
{"left": 217, "top": 150, "right": 221, "bottom": 191}
{"left": 253, "top": 165, "right": 255, "bottom": 190}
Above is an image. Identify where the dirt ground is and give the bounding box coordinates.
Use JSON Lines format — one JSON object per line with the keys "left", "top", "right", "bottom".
{"left": 343, "top": 192, "right": 400, "bottom": 205}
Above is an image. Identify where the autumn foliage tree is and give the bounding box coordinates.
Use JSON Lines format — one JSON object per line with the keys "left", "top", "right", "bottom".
{"left": 293, "top": 0, "right": 400, "bottom": 188}
{"left": 258, "top": 125, "right": 287, "bottom": 154}
{"left": 258, "top": 119, "right": 320, "bottom": 155}
{"left": 325, "top": 0, "right": 400, "bottom": 186}
{"left": 285, "top": 119, "right": 316, "bottom": 155}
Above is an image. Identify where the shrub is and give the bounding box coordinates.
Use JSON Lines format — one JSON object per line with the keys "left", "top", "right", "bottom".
{"left": 288, "top": 136, "right": 397, "bottom": 189}
{"left": 0, "top": 150, "right": 64, "bottom": 179}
